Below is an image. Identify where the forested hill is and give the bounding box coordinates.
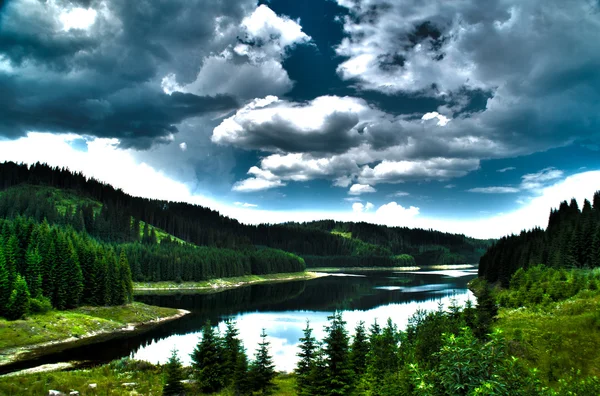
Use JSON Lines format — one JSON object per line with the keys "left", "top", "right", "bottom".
{"left": 479, "top": 191, "right": 600, "bottom": 286}
{"left": 0, "top": 162, "right": 490, "bottom": 266}
{"left": 298, "top": 220, "right": 492, "bottom": 266}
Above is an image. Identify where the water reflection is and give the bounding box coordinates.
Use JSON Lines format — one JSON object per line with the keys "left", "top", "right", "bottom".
{"left": 0, "top": 269, "right": 476, "bottom": 374}
{"left": 133, "top": 269, "right": 476, "bottom": 372}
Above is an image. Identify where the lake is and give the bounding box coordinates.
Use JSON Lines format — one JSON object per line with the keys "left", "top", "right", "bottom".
{"left": 2, "top": 268, "right": 477, "bottom": 374}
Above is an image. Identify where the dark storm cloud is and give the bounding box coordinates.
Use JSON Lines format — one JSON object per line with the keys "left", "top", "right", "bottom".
{"left": 0, "top": 0, "right": 250, "bottom": 148}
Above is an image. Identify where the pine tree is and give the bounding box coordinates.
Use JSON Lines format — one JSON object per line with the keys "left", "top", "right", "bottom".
{"left": 592, "top": 225, "right": 600, "bottom": 268}
{"left": 349, "top": 321, "right": 369, "bottom": 377}
{"left": 119, "top": 250, "right": 133, "bottom": 304}
{"left": 222, "top": 319, "right": 242, "bottom": 385}
{"left": 0, "top": 251, "right": 11, "bottom": 317}
{"left": 323, "top": 312, "right": 354, "bottom": 395}
{"left": 6, "top": 274, "right": 30, "bottom": 320}
{"left": 190, "top": 321, "right": 224, "bottom": 393}
{"left": 296, "top": 320, "right": 317, "bottom": 395}
{"left": 249, "top": 329, "right": 276, "bottom": 395}
{"left": 24, "top": 246, "right": 42, "bottom": 298}
{"left": 233, "top": 345, "right": 251, "bottom": 396}
{"left": 475, "top": 282, "right": 498, "bottom": 339}
{"left": 163, "top": 348, "right": 186, "bottom": 396}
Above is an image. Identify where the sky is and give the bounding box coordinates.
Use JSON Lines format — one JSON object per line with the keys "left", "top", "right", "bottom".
{"left": 1, "top": 0, "right": 600, "bottom": 239}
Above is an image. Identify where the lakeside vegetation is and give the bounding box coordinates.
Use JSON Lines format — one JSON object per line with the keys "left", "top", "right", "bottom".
{"left": 0, "top": 302, "right": 182, "bottom": 365}
{"left": 4, "top": 265, "right": 599, "bottom": 395}
{"left": 133, "top": 271, "right": 323, "bottom": 292}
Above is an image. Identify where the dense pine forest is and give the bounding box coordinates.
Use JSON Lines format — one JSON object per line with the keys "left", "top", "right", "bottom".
{"left": 479, "top": 191, "right": 600, "bottom": 285}
{"left": 0, "top": 161, "right": 490, "bottom": 269}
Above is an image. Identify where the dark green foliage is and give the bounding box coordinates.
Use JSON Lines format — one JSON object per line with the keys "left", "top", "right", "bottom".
{"left": 496, "top": 265, "right": 600, "bottom": 308}
{"left": 6, "top": 274, "right": 30, "bottom": 320}
{"left": 222, "top": 318, "right": 242, "bottom": 387}
{"left": 474, "top": 281, "right": 498, "bottom": 339}
{"left": 296, "top": 320, "right": 317, "bottom": 395}
{"left": 322, "top": 312, "right": 354, "bottom": 395}
{"left": 0, "top": 251, "right": 10, "bottom": 317}
{"left": 162, "top": 348, "right": 186, "bottom": 396}
{"left": 349, "top": 320, "right": 369, "bottom": 377}
{"left": 190, "top": 321, "right": 224, "bottom": 393}
{"left": 249, "top": 329, "right": 276, "bottom": 395}
{"left": 0, "top": 162, "right": 490, "bottom": 273}
{"left": 480, "top": 191, "right": 600, "bottom": 283}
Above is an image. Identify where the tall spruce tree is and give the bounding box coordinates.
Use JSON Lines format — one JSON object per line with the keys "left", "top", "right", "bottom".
{"left": 249, "top": 329, "right": 276, "bottom": 395}
{"left": 350, "top": 321, "right": 369, "bottom": 377}
{"left": 296, "top": 320, "right": 317, "bottom": 395}
{"left": 0, "top": 251, "right": 10, "bottom": 317}
{"left": 24, "top": 246, "right": 42, "bottom": 298}
{"left": 190, "top": 321, "right": 224, "bottom": 393}
{"left": 323, "top": 312, "right": 354, "bottom": 395}
{"left": 6, "top": 274, "right": 30, "bottom": 320}
{"left": 118, "top": 250, "right": 133, "bottom": 304}
{"left": 162, "top": 348, "right": 186, "bottom": 396}
{"left": 222, "top": 319, "right": 242, "bottom": 386}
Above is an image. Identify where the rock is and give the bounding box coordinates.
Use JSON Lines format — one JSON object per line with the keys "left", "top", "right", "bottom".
{"left": 48, "top": 391, "right": 65, "bottom": 396}
{"left": 180, "top": 379, "right": 196, "bottom": 384}
{"left": 88, "top": 383, "right": 97, "bottom": 389}
{"left": 122, "top": 382, "right": 137, "bottom": 387}
{"left": 69, "top": 392, "right": 79, "bottom": 396}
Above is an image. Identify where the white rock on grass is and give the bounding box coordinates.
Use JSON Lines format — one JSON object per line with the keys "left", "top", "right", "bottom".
{"left": 48, "top": 391, "right": 65, "bottom": 396}
{"left": 122, "top": 382, "right": 137, "bottom": 387}
{"left": 88, "top": 384, "right": 97, "bottom": 389}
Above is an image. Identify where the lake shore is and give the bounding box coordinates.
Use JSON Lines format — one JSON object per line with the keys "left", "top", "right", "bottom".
{"left": 309, "top": 264, "right": 476, "bottom": 272}
{"left": 133, "top": 271, "right": 328, "bottom": 293}
{"left": 0, "top": 302, "right": 189, "bottom": 369}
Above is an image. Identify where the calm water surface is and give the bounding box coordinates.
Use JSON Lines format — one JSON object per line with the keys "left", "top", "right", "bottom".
{"left": 134, "top": 268, "right": 477, "bottom": 372}
{"left": 1, "top": 268, "right": 477, "bottom": 374}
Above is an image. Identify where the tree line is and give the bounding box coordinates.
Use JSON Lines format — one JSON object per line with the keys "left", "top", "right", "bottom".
{"left": 0, "top": 162, "right": 490, "bottom": 266}
{"left": 479, "top": 191, "right": 600, "bottom": 285}
{"left": 0, "top": 217, "right": 133, "bottom": 320}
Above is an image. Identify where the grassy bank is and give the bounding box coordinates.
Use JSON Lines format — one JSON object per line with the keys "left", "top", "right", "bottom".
{"left": 497, "top": 292, "right": 600, "bottom": 383}
{"left": 0, "top": 303, "right": 185, "bottom": 366}
{"left": 0, "top": 358, "right": 296, "bottom": 395}
{"left": 133, "top": 271, "right": 324, "bottom": 293}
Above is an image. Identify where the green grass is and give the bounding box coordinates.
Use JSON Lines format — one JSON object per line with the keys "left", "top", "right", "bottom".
{"left": 0, "top": 359, "right": 296, "bottom": 396}
{"left": 0, "top": 303, "right": 181, "bottom": 364}
{"left": 497, "top": 292, "right": 600, "bottom": 384}
{"left": 331, "top": 230, "right": 352, "bottom": 239}
{"left": 134, "top": 271, "right": 321, "bottom": 293}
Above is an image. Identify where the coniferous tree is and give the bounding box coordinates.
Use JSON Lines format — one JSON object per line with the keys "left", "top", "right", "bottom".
{"left": 249, "top": 329, "right": 276, "bottom": 395}
{"left": 0, "top": 252, "right": 10, "bottom": 317}
{"left": 6, "top": 274, "right": 30, "bottom": 320}
{"left": 163, "top": 348, "right": 186, "bottom": 396}
{"left": 24, "top": 246, "right": 42, "bottom": 298}
{"left": 222, "top": 319, "right": 242, "bottom": 386}
{"left": 350, "top": 321, "right": 369, "bottom": 377}
{"left": 190, "top": 321, "right": 224, "bottom": 393}
{"left": 296, "top": 320, "right": 317, "bottom": 395}
{"left": 233, "top": 345, "right": 251, "bottom": 396}
{"left": 475, "top": 282, "right": 498, "bottom": 339}
{"left": 323, "top": 312, "right": 354, "bottom": 395}
{"left": 119, "top": 250, "right": 133, "bottom": 304}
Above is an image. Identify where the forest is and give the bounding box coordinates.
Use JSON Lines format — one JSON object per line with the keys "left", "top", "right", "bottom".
{"left": 0, "top": 162, "right": 490, "bottom": 268}
{"left": 479, "top": 191, "right": 600, "bottom": 285}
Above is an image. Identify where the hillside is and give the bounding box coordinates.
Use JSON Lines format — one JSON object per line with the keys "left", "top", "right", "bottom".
{"left": 479, "top": 191, "right": 600, "bottom": 285}
{"left": 0, "top": 161, "right": 492, "bottom": 268}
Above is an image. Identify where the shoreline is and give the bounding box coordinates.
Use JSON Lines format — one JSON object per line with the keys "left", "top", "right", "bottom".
{"left": 133, "top": 271, "right": 328, "bottom": 293}
{"left": 0, "top": 305, "right": 189, "bottom": 370}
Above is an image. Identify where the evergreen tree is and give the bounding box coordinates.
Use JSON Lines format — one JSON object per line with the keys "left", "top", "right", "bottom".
{"left": 350, "top": 321, "right": 369, "bottom": 377}
{"left": 296, "top": 320, "right": 317, "bottom": 395}
{"left": 249, "top": 329, "right": 276, "bottom": 395}
{"left": 323, "top": 312, "right": 354, "bottom": 395}
{"left": 0, "top": 252, "right": 10, "bottom": 317}
{"left": 163, "top": 348, "right": 186, "bottom": 396}
{"left": 6, "top": 275, "right": 30, "bottom": 320}
{"left": 475, "top": 282, "right": 498, "bottom": 339}
{"left": 190, "top": 321, "right": 224, "bottom": 393}
{"left": 222, "top": 319, "right": 242, "bottom": 386}
{"left": 233, "top": 345, "right": 251, "bottom": 396}
{"left": 24, "top": 246, "right": 42, "bottom": 298}
{"left": 118, "top": 250, "right": 133, "bottom": 304}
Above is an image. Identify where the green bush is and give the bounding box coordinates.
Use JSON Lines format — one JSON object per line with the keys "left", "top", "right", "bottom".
{"left": 29, "top": 296, "right": 53, "bottom": 313}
